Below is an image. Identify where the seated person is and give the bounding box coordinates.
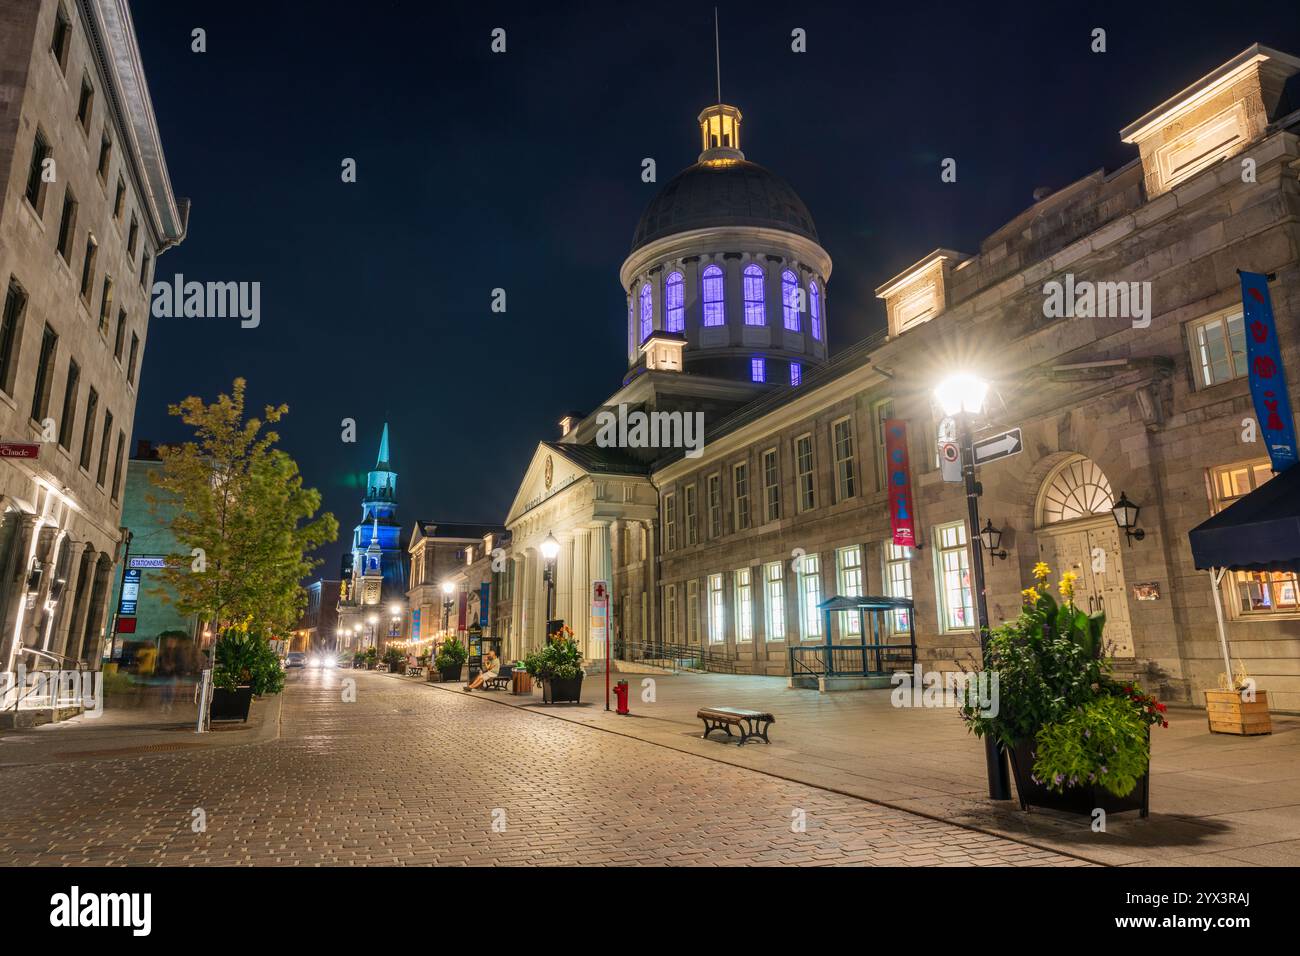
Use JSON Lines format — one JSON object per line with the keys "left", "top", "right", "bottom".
{"left": 464, "top": 651, "right": 500, "bottom": 691}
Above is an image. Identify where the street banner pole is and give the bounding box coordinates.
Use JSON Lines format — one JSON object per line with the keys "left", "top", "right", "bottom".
{"left": 592, "top": 580, "right": 609, "bottom": 711}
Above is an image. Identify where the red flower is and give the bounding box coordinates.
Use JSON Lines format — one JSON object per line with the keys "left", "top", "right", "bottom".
{"left": 1156, "top": 702, "right": 1167, "bottom": 712}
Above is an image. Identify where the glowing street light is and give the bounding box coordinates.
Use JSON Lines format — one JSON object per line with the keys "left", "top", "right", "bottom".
{"left": 934, "top": 372, "right": 989, "bottom": 417}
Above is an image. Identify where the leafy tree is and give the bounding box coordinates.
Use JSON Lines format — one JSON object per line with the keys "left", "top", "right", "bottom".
{"left": 149, "top": 378, "right": 337, "bottom": 643}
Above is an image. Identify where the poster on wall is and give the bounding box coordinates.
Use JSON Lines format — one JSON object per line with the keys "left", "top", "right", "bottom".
{"left": 884, "top": 419, "right": 916, "bottom": 547}
{"left": 1240, "top": 271, "right": 1298, "bottom": 471}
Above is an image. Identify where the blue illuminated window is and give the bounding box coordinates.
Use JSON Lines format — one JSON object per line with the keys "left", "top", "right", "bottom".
{"left": 782, "top": 270, "right": 800, "bottom": 331}
{"left": 665, "top": 271, "right": 684, "bottom": 332}
{"left": 702, "top": 264, "right": 725, "bottom": 327}
{"left": 743, "top": 264, "right": 765, "bottom": 325}
{"left": 790, "top": 362, "right": 801, "bottom": 386}
{"left": 639, "top": 282, "right": 652, "bottom": 342}
{"left": 810, "top": 280, "right": 821, "bottom": 340}
{"left": 751, "top": 357, "right": 766, "bottom": 382}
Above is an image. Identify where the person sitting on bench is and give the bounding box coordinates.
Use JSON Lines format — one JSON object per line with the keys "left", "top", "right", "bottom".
{"left": 464, "top": 651, "right": 500, "bottom": 692}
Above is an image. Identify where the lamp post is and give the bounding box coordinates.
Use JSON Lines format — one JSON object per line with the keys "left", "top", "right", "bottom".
{"left": 540, "top": 532, "right": 560, "bottom": 628}
{"left": 366, "top": 614, "right": 378, "bottom": 650}
{"left": 935, "top": 372, "right": 1012, "bottom": 801}
{"left": 389, "top": 602, "right": 402, "bottom": 644}
{"left": 441, "top": 581, "right": 455, "bottom": 637}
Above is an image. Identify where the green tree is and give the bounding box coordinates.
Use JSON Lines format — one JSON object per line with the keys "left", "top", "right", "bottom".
{"left": 149, "top": 378, "right": 338, "bottom": 640}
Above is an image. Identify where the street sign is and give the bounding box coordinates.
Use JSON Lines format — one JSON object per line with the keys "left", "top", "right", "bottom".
{"left": 973, "top": 428, "right": 1023, "bottom": 466}
{"left": 0, "top": 440, "right": 40, "bottom": 459}
{"left": 939, "top": 440, "right": 962, "bottom": 482}
{"left": 118, "top": 568, "right": 141, "bottom": 615}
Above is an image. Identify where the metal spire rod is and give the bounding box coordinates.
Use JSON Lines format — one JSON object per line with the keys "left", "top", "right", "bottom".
{"left": 714, "top": 7, "right": 721, "bottom": 104}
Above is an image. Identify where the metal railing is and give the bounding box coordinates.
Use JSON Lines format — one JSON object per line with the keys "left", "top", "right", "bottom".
{"left": 4, "top": 646, "right": 92, "bottom": 712}
{"left": 613, "top": 639, "right": 740, "bottom": 675}
{"left": 789, "top": 639, "right": 916, "bottom": 678}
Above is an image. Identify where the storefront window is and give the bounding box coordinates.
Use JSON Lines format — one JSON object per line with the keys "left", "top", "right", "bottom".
{"left": 1210, "top": 460, "right": 1299, "bottom": 616}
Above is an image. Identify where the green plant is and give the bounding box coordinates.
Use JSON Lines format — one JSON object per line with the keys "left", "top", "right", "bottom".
{"left": 523, "top": 632, "right": 582, "bottom": 681}
{"left": 364, "top": 646, "right": 378, "bottom": 666}
{"left": 1032, "top": 694, "right": 1150, "bottom": 797}
{"left": 352, "top": 651, "right": 366, "bottom": 668}
{"left": 435, "top": 638, "right": 467, "bottom": 670}
{"left": 212, "top": 628, "right": 284, "bottom": 695}
{"left": 382, "top": 646, "right": 404, "bottom": 670}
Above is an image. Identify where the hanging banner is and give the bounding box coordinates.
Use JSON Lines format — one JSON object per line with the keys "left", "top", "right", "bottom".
{"left": 411, "top": 608, "right": 420, "bottom": 640}
{"left": 479, "top": 582, "right": 490, "bottom": 627}
{"left": 456, "top": 592, "right": 467, "bottom": 630}
{"left": 1240, "top": 271, "right": 1298, "bottom": 471}
{"left": 884, "top": 419, "right": 916, "bottom": 547}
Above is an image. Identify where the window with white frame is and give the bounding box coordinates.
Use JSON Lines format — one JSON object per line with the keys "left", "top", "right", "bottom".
{"left": 742, "top": 264, "right": 765, "bottom": 325}
{"left": 664, "top": 492, "right": 677, "bottom": 551}
{"left": 707, "top": 473, "right": 722, "bottom": 538}
{"left": 707, "top": 573, "right": 725, "bottom": 643}
{"left": 764, "top": 561, "right": 786, "bottom": 641}
{"left": 1188, "top": 308, "right": 1246, "bottom": 389}
{"left": 684, "top": 484, "right": 697, "bottom": 546}
{"left": 836, "top": 546, "right": 863, "bottom": 635}
{"left": 797, "top": 552, "right": 822, "bottom": 640}
{"left": 883, "top": 541, "right": 913, "bottom": 633}
{"left": 1209, "top": 460, "right": 1298, "bottom": 616}
{"left": 733, "top": 461, "right": 751, "bottom": 531}
{"left": 734, "top": 568, "right": 754, "bottom": 642}
{"left": 702, "top": 264, "right": 725, "bottom": 326}
{"left": 832, "top": 417, "right": 856, "bottom": 502}
{"left": 935, "top": 522, "right": 974, "bottom": 631}
{"left": 872, "top": 398, "right": 894, "bottom": 491}
{"left": 795, "top": 433, "right": 816, "bottom": 511}
{"left": 686, "top": 579, "right": 700, "bottom": 644}
{"left": 762, "top": 448, "right": 780, "bottom": 522}
{"left": 665, "top": 584, "right": 679, "bottom": 643}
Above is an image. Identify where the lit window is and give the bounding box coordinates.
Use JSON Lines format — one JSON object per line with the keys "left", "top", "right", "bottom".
{"left": 883, "top": 541, "right": 913, "bottom": 632}
{"left": 686, "top": 579, "right": 700, "bottom": 644}
{"left": 935, "top": 522, "right": 973, "bottom": 631}
{"left": 832, "top": 418, "right": 856, "bottom": 501}
{"left": 664, "top": 492, "right": 677, "bottom": 551}
{"left": 751, "top": 357, "right": 765, "bottom": 382}
{"left": 684, "top": 485, "right": 697, "bottom": 545}
{"left": 810, "top": 280, "right": 822, "bottom": 340}
{"left": 708, "top": 573, "right": 725, "bottom": 643}
{"left": 1189, "top": 309, "right": 1246, "bottom": 388}
{"left": 707, "top": 474, "right": 721, "bottom": 538}
{"left": 764, "top": 562, "right": 785, "bottom": 641}
{"left": 734, "top": 569, "right": 754, "bottom": 642}
{"left": 702, "top": 264, "right": 725, "bottom": 326}
{"left": 837, "top": 546, "right": 864, "bottom": 634}
{"left": 665, "top": 584, "right": 679, "bottom": 643}
{"left": 1209, "top": 461, "right": 1298, "bottom": 616}
{"left": 639, "top": 283, "right": 652, "bottom": 343}
{"left": 796, "top": 433, "right": 815, "bottom": 511}
{"left": 743, "top": 264, "right": 765, "bottom": 325}
{"left": 733, "top": 462, "right": 750, "bottom": 531}
{"left": 798, "top": 552, "right": 822, "bottom": 640}
{"left": 762, "top": 449, "right": 779, "bottom": 521}
{"left": 790, "top": 362, "right": 801, "bottom": 386}
{"left": 664, "top": 271, "right": 684, "bottom": 332}
{"left": 782, "top": 270, "right": 800, "bottom": 331}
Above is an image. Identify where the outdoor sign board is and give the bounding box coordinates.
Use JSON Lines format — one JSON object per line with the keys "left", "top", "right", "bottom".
{"left": 411, "top": 608, "right": 420, "bottom": 640}
{"left": 590, "top": 580, "right": 608, "bottom": 645}
{"left": 118, "top": 568, "right": 141, "bottom": 616}
{"left": 127, "top": 555, "right": 168, "bottom": 569}
{"left": 479, "top": 582, "right": 489, "bottom": 627}
{"left": 883, "top": 419, "right": 916, "bottom": 547}
{"left": 0, "top": 440, "right": 40, "bottom": 459}
{"left": 973, "top": 428, "right": 1023, "bottom": 466}
{"left": 1240, "top": 271, "right": 1298, "bottom": 471}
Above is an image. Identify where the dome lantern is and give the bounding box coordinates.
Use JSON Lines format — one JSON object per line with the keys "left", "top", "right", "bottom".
{"left": 698, "top": 103, "right": 743, "bottom": 165}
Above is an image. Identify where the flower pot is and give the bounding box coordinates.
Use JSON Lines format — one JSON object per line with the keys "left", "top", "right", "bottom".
{"left": 1205, "top": 689, "right": 1271, "bottom": 735}
{"left": 1006, "top": 738, "right": 1149, "bottom": 817}
{"left": 211, "top": 685, "right": 253, "bottom": 722}
{"left": 542, "top": 673, "right": 583, "bottom": 704}
{"left": 439, "top": 664, "right": 463, "bottom": 682}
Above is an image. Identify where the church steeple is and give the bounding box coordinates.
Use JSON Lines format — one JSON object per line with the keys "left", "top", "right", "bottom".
{"left": 376, "top": 422, "right": 390, "bottom": 470}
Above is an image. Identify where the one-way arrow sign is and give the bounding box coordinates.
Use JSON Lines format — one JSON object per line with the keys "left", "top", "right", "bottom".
{"left": 973, "top": 428, "right": 1022, "bottom": 466}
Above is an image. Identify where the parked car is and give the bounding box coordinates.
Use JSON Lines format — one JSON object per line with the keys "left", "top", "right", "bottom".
{"left": 285, "top": 652, "right": 307, "bottom": 669}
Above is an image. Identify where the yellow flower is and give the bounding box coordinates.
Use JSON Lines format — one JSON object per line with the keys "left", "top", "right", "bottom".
{"left": 1032, "top": 562, "right": 1051, "bottom": 584}
{"left": 1059, "top": 571, "right": 1078, "bottom": 603}
{"left": 1021, "top": 587, "right": 1040, "bottom": 605}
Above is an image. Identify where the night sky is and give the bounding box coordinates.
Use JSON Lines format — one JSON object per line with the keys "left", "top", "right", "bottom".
{"left": 127, "top": 0, "right": 1300, "bottom": 576}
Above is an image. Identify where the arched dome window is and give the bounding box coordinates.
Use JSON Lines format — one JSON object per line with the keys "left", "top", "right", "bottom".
{"left": 639, "top": 282, "right": 653, "bottom": 343}
{"left": 702, "top": 264, "right": 725, "bottom": 327}
{"left": 782, "top": 270, "right": 800, "bottom": 331}
{"left": 1037, "top": 455, "right": 1115, "bottom": 526}
{"left": 743, "top": 264, "right": 765, "bottom": 326}
{"left": 665, "top": 271, "right": 684, "bottom": 332}
{"left": 809, "top": 280, "right": 822, "bottom": 340}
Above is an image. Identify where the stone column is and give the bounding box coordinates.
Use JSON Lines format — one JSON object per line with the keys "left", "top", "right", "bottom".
{"left": 643, "top": 521, "right": 658, "bottom": 646}
{"left": 589, "top": 521, "right": 612, "bottom": 658}
{"left": 557, "top": 533, "right": 573, "bottom": 633}
{"left": 509, "top": 554, "right": 525, "bottom": 660}
{"left": 572, "top": 528, "right": 591, "bottom": 657}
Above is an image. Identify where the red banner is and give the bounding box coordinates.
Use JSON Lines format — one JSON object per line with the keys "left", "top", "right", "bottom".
{"left": 456, "top": 592, "right": 467, "bottom": 630}
{"left": 884, "top": 419, "right": 916, "bottom": 547}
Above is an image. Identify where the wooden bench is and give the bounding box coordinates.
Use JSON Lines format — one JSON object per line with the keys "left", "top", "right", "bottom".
{"left": 406, "top": 664, "right": 425, "bottom": 678}
{"left": 697, "top": 707, "right": 775, "bottom": 746}
{"left": 483, "top": 665, "right": 513, "bottom": 691}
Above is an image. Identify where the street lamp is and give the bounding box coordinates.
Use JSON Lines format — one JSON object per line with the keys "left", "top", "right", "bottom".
{"left": 1111, "top": 491, "right": 1145, "bottom": 546}
{"left": 540, "top": 532, "right": 560, "bottom": 625}
{"left": 367, "top": 613, "right": 378, "bottom": 649}
{"left": 441, "top": 581, "right": 455, "bottom": 635}
{"left": 934, "top": 371, "right": 1011, "bottom": 801}
{"left": 979, "top": 519, "right": 1008, "bottom": 561}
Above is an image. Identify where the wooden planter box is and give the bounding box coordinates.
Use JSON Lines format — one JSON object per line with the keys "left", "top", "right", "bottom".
{"left": 1205, "top": 689, "right": 1272, "bottom": 735}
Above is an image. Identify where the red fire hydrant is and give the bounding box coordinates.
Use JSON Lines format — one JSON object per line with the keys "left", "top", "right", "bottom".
{"left": 613, "top": 679, "right": 630, "bottom": 716}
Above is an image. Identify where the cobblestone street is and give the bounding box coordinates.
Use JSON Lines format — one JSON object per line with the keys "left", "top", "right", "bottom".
{"left": 0, "top": 671, "right": 1085, "bottom": 866}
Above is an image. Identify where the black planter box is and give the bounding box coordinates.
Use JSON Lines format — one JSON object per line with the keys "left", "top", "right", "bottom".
{"left": 542, "top": 673, "right": 583, "bottom": 704}
{"left": 1007, "top": 739, "right": 1149, "bottom": 817}
{"left": 211, "top": 685, "right": 253, "bottom": 722}
{"left": 439, "top": 664, "right": 463, "bottom": 682}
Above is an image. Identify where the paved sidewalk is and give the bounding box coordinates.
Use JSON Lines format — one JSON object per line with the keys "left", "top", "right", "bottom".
{"left": 408, "top": 669, "right": 1300, "bottom": 866}
{"left": 0, "top": 684, "right": 281, "bottom": 767}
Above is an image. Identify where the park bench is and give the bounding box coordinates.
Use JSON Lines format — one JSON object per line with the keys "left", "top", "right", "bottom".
{"left": 697, "top": 707, "right": 775, "bottom": 747}
{"left": 407, "top": 664, "right": 425, "bottom": 678}
{"left": 483, "top": 665, "right": 513, "bottom": 691}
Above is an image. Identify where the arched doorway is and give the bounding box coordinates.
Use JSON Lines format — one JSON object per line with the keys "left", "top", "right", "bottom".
{"left": 1034, "top": 455, "right": 1134, "bottom": 657}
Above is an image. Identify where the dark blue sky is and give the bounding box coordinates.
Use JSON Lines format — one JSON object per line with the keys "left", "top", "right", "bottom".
{"left": 128, "top": 0, "right": 1300, "bottom": 576}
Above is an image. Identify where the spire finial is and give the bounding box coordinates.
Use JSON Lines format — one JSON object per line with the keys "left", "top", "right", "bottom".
{"left": 376, "top": 422, "right": 390, "bottom": 469}
{"left": 714, "top": 7, "right": 721, "bottom": 105}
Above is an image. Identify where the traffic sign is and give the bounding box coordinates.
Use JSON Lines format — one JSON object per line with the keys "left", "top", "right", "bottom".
{"left": 0, "top": 440, "right": 40, "bottom": 459}
{"left": 973, "top": 428, "right": 1023, "bottom": 466}
{"left": 939, "top": 440, "right": 962, "bottom": 482}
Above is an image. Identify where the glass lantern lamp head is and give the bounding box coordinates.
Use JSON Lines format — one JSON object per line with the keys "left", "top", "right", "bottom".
{"left": 1111, "top": 491, "right": 1145, "bottom": 545}
{"left": 934, "top": 373, "right": 989, "bottom": 417}
{"left": 442, "top": 580, "right": 455, "bottom": 597}
{"left": 540, "top": 532, "right": 560, "bottom": 563}
{"left": 979, "top": 518, "right": 1007, "bottom": 560}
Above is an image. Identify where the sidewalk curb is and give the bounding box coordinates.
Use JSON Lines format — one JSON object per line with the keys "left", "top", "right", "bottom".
{"left": 374, "top": 670, "right": 1103, "bottom": 867}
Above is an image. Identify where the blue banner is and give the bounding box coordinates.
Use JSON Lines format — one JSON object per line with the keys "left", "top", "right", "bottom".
{"left": 479, "top": 582, "right": 490, "bottom": 627}
{"left": 1240, "top": 271, "right": 1298, "bottom": 472}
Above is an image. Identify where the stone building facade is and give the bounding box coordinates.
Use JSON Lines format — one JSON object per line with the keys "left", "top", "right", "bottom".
{"left": 0, "top": 0, "right": 186, "bottom": 692}
{"left": 405, "top": 523, "right": 505, "bottom": 655}
{"left": 485, "top": 44, "right": 1300, "bottom": 712}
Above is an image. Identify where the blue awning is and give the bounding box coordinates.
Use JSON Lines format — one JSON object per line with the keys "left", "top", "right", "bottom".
{"left": 1189, "top": 462, "right": 1300, "bottom": 573}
